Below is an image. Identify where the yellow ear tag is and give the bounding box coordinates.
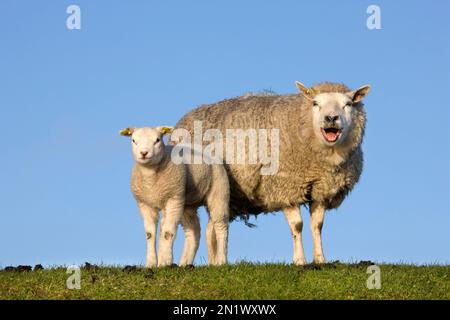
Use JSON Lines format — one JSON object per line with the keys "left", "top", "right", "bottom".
{"left": 120, "top": 128, "right": 132, "bottom": 136}
{"left": 310, "top": 88, "right": 320, "bottom": 95}
{"left": 161, "top": 127, "right": 173, "bottom": 135}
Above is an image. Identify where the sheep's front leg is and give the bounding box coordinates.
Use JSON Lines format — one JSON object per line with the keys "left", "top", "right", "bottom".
{"left": 310, "top": 202, "right": 326, "bottom": 264}
{"left": 179, "top": 207, "right": 200, "bottom": 266}
{"left": 137, "top": 202, "right": 159, "bottom": 268}
{"left": 283, "top": 206, "right": 307, "bottom": 265}
{"left": 158, "top": 197, "right": 184, "bottom": 267}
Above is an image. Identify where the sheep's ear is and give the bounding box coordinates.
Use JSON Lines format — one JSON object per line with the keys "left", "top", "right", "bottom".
{"left": 157, "top": 126, "right": 174, "bottom": 135}
{"left": 295, "top": 81, "right": 315, "bottom": 100}
{"left": 120, "top": 127, "right": 134, "bottom": 137}
{"left": 351, "top": 85, "right": 371, "bottom": 103}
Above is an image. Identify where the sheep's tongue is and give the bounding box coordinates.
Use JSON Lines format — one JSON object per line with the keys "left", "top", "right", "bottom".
{"left": 325, "top": 131, "right": 338, "bottom": 142}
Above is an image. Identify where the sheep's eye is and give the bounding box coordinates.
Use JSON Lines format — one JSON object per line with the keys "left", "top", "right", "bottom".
{"left": 313, "top": 101, "right": 319, "bottom": 107}
{"left": 132, "top": 139, "right": 136, "bottom": 144}
{"left": 155, "top": 138, "right": 160, "bottom": 144}
{"left": 344, "top": 102, "right": 352, "bottom": 108}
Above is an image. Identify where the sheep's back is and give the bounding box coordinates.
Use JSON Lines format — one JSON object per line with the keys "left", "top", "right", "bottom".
{"left": 175, "top": 95, "right": 305, "bottom": 217}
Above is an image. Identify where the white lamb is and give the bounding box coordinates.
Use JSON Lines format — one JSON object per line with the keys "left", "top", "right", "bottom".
{"left": 120, "top": 126, "right": 230, "bottom": 267}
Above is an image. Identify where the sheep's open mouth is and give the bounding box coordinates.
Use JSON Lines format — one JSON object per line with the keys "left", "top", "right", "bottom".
{"left": 321, "top": 127, "right": 342, "bottom": 143}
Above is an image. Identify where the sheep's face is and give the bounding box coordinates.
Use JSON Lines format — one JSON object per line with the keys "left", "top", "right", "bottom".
{"left": 296, "top": 82, "right": 370, "bottom": 147}
{"left": 311, "top": 92, "right": 355, "bottom": 146}
{"left": 120, "top": 126, "right": 173, "bottom": 166}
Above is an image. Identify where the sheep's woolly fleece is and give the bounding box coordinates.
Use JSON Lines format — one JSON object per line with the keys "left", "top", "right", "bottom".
{"left": 174, "top": 82, "right": 366, "bottom": 221}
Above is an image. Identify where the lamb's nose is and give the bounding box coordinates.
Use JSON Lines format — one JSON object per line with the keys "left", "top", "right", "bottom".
{"left": 325, "top": 115, "right": 339, "bottom": 124}
{"left": 140, "top": 151, "right": 148, "bottom": 157}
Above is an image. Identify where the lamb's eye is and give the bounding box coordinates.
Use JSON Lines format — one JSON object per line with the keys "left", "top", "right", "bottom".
{"left": 313, "top": 101, "right": 318, "bottom": 107}
{"left": 155, "top": 138, "right": 160, "bottom": 144}
{"left": 344, "top": 102, "right": 352, "bottom": 108}
{"left": 132, "top": 139, "right": 136, "bottom": 144}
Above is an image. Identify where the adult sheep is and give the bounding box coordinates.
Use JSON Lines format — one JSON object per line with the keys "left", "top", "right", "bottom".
{"left": 172, "top": 81, "right": 370, "bottom": 265}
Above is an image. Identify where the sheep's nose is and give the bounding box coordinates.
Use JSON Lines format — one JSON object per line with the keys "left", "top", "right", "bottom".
{"left": 325, "top": 115, "right": 339, "bottom": 124}
{"left": 140, "top": 151, "right": 149, "bottom": 157}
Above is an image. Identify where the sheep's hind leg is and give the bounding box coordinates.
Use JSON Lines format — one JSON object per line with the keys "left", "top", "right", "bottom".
{"left": 283, "top": 206, "right": 307, "bottom": 265}
{"left": 211, "top": 218, "right": 228, "bottom": 266}
{"left": 206, "top": 195, "right": 229, "bottom": 266}
{"left": 137, "top": 202, "right": 159, "bottom": 268}
{"left": 206, "top": 219, "right": 217, "bottom": 265}
{"left": 310, "top": 202, "right": 326, "bottom": 264}
{"left": 179, "top": 207, "right": 200, "bottom": 266}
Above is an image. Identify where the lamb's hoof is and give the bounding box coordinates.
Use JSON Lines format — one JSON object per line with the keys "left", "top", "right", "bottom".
{"left": 293, "top": 258, "right": 307, "bottom": 266}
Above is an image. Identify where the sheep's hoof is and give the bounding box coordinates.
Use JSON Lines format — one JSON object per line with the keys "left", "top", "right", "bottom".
{"left": 313, "top": 255, "right": 326, "bottom": 264}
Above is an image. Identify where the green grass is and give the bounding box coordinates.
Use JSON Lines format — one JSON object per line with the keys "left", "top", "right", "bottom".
{"left": 1, "top": 262, "right": 449, "bottom": 299}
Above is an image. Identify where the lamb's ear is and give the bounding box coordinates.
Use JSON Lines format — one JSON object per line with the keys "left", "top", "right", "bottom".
{"left": 120, "top": 127, "right": 134, "bottom": 137}
{"left": 351, "top": 85, "right": 371, "bottom": 103}
{"left": 156, "top": 126, "right": 174, "bottom": 135}
{"left": 295, "top": 81, "right": 315, "bottom": 100}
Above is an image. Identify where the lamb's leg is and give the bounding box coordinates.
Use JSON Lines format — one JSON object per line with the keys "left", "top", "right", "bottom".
{"left": 179, "top": 207, "right": 200, "bottom": 266}
{"left": 310, "top": 202, "right": 326, "bottom": 264}
{"left": 158, "top": 197, "right": 184, "bottom": 267}
{"left": 283, "top": 206, "right": 307, "bottom": 265}
{"left": 206, "top": 219, "right": 217, "bottom": 265}
{"left": 137, "top": 202, "right": 159, "bottom": 268}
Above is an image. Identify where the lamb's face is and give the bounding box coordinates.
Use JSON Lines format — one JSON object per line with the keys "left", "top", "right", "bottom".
{"left": 131, "top": 128, "right": 165, "bottom": 165}
{"left": 120, "top": 126, "right": 174, "bottom": 166}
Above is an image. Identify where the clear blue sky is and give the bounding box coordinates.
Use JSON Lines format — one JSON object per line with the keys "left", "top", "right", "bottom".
{"left": 1, "top": 0, "right": 449, "bottom": 267}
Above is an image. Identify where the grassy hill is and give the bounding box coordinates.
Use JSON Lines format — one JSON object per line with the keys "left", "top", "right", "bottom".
{"left": 1, "top": 262, "right": 449, "bottom": 299}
